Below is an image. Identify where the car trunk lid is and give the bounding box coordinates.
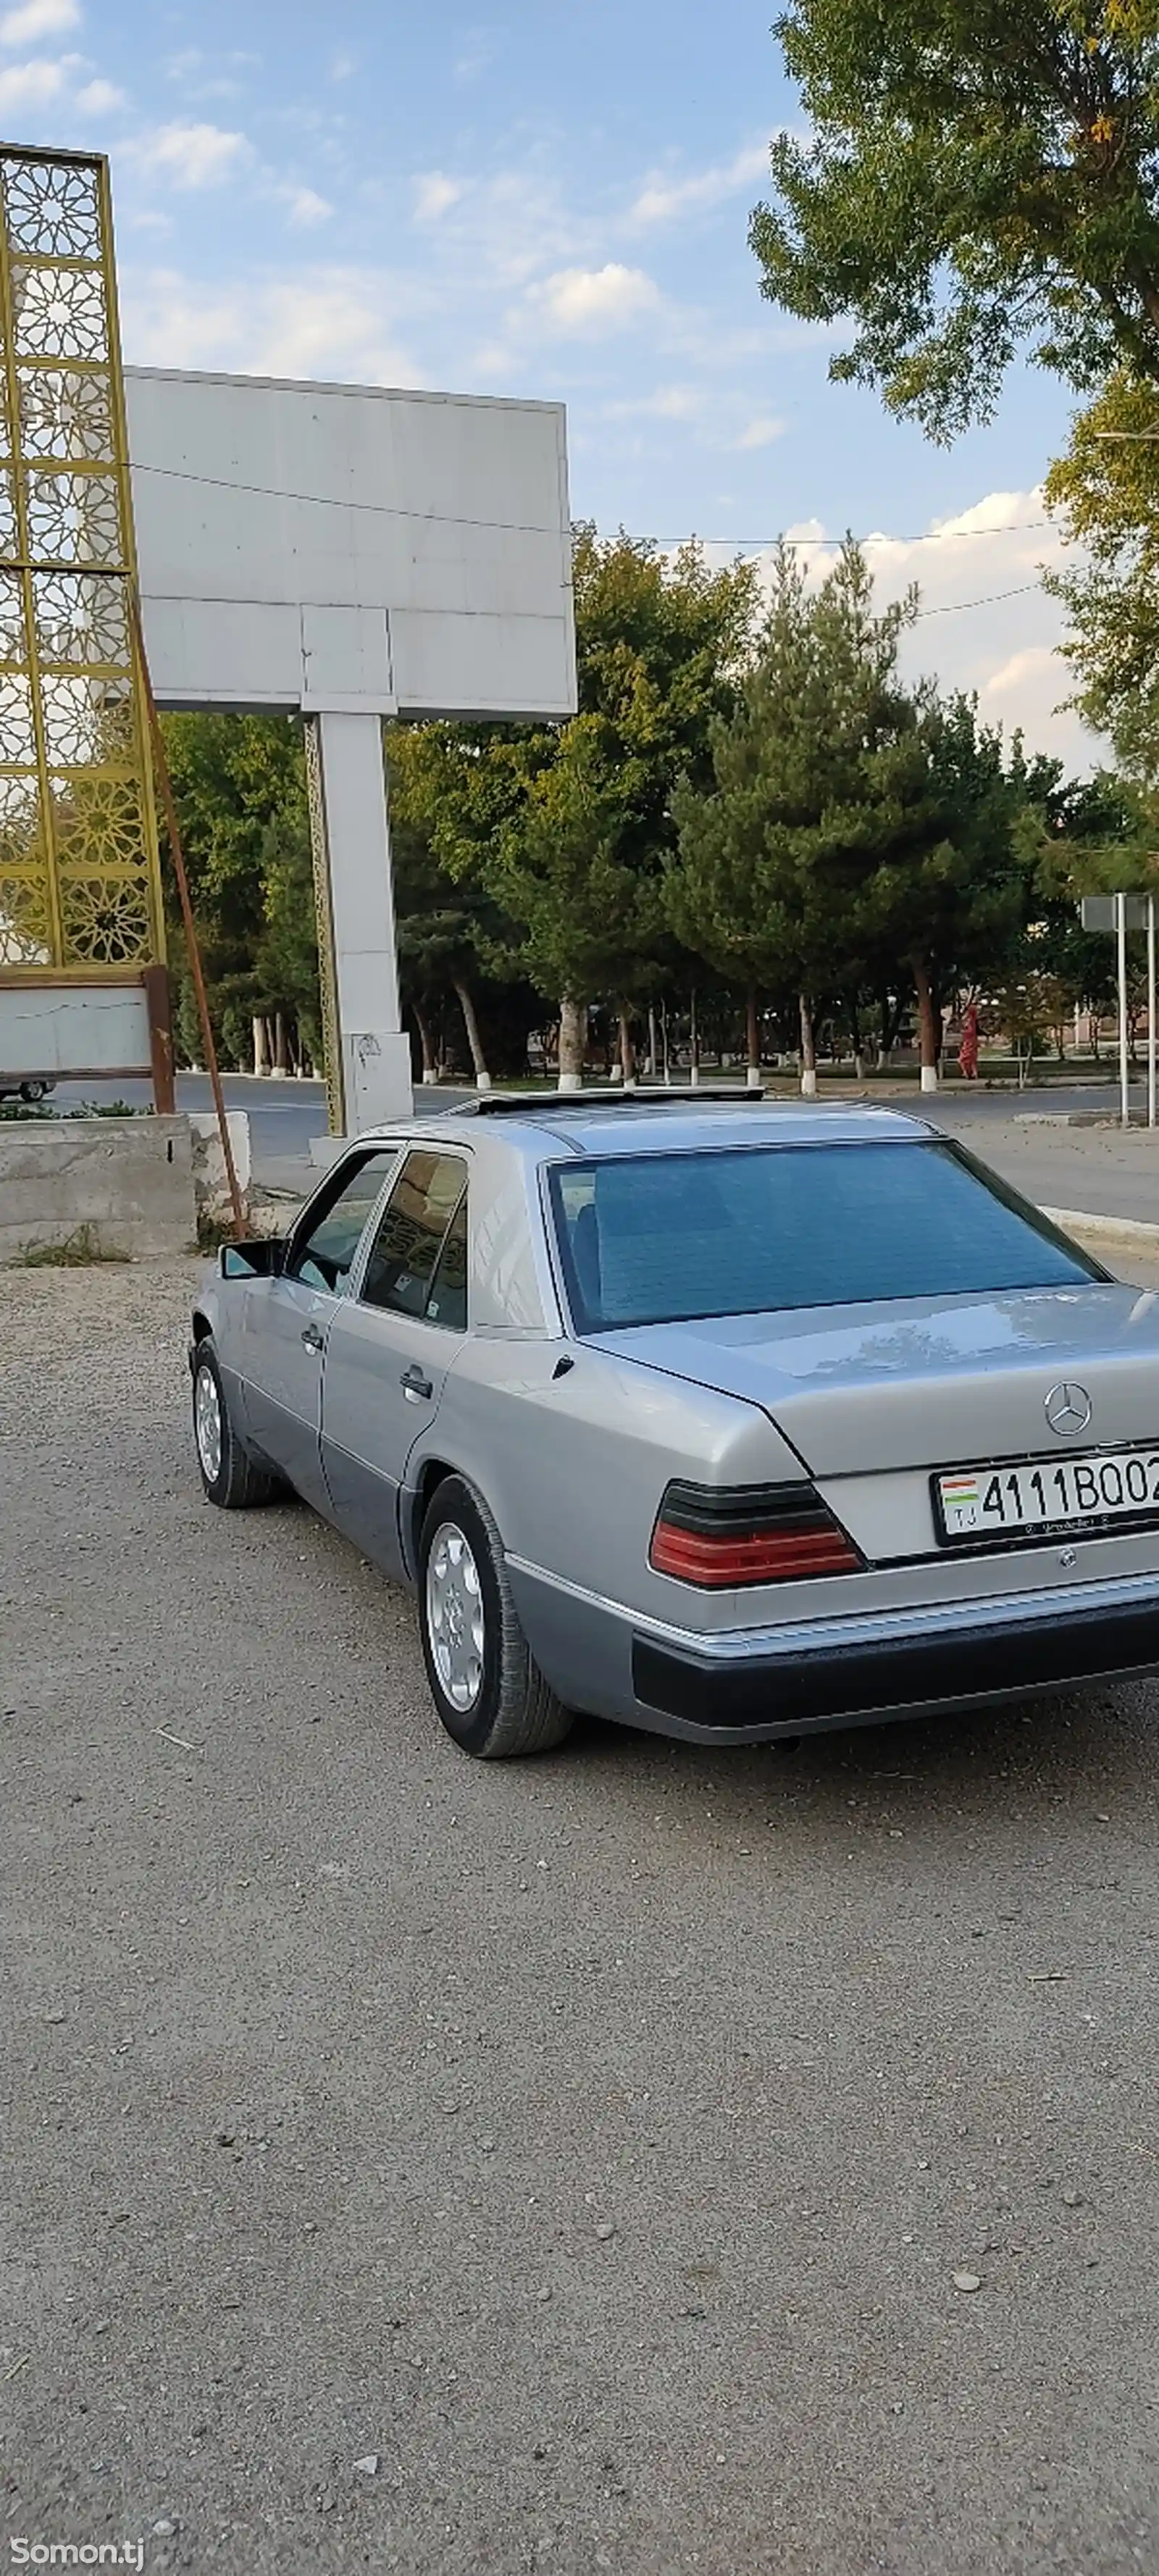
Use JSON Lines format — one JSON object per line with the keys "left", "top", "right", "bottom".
{"left": 596, "top": 1282, "right": 1159, "bottom": 1477}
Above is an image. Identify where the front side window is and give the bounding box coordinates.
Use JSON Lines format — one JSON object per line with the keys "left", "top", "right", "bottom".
{"left": 361, "top": 1151, "right": 468, "bottom": 1325}
{"left": 285, "top": 1149, "right": 398, "bottom": 1296}
{"left": 549, "top": 1141, "right": 1105, "bottom": 1333}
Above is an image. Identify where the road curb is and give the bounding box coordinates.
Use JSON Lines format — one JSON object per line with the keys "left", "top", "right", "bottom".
{"left": 1044, "top": 1205, "right": 1159, "bottom": 1249}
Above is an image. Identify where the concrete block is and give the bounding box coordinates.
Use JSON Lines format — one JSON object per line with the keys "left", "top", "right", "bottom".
{"left": 188, "top": 1111, "right": 251, "bottom": 1217}
{"left": 309, "top": 1135, "right": 348, "bottom": 1170}
{"left": 0, "top": 1117, "right": 196, "bottom": 1260}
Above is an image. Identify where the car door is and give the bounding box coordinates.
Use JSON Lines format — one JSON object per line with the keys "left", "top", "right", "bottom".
{"left": 320, "top": 1147, "right": 469, "bottom": 1577}
{"left": 238, "top": 1145, "right": 400, "bottom": 1510}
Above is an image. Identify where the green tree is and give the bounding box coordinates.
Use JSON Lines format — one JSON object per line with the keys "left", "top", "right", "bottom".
{"left": 254, "top": 812, "right": 322, "bottom": 1073}
{"left": 159, "top": 713, "right": 311, "bottom": 1069}
{"left": 393, "top": 530, "right": 758, "bottom": 1080}
{"left": 863, "top": 694, "right": 1025, "bottom": 1077}
{"left": 666, "top": 542, "right": 929, "bottom": 1086}
{"left": 1012, "top": 756, "right": 1158, "bottom": 1051}
{"left": 1043, "top": 372, "right": 1159, "bottom": 778}
{"left": 751, "top": 0, "right": 1159, "bottom": 443}
{"left": 388, "top": 762, "right": 522, "bottom": 1087}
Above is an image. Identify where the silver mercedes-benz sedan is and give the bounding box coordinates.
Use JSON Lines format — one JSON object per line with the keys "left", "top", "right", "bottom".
{"left": 188, "top": 1093, "right": 1159, "bottom": 1759}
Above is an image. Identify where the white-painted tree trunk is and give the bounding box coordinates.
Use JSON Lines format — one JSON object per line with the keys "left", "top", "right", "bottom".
{"left": 558, "top": 996, "right": 586, "bottom": 1091}
{"left": 745, "top": 986, "right": 761, "bottom": 1089}
{"left": 799, "top": 992, "right": 818, "bottom": 1097}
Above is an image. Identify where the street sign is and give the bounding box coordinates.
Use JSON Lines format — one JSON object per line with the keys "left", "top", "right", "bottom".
{"left": 1081, "top": 894, "right": 1149, "bottom": 931}
{"left": 1076, "top": 891, "right": 1156, "bottom": 1126}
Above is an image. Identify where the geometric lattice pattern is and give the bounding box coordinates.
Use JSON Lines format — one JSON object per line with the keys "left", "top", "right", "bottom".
{"left": 0, "top": 146, "right": 162, "bottom": 976}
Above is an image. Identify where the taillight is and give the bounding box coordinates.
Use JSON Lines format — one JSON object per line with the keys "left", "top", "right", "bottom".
{"left": 649, "top": 1480, "right": 862, "bottom": 1587}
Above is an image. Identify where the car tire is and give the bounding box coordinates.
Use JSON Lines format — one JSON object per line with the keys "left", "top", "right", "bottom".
{"left": 418, "top": 1474, "right": 574, "bottom": 1759}
{"left": 19, "top": 1079, "right": 47, "bottom": 1102}
{"left": 193, "top": 1338, "right": 283, "bottom": 1509}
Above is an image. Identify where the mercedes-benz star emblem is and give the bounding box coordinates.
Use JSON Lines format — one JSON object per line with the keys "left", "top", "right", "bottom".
{"left": 1045, "top": 1380, "right": 1092, "bottom": 1437}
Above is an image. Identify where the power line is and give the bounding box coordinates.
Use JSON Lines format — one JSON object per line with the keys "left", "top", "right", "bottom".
{"left": 130, "top": 460, "right": 566, "bottom": 541}
{"left": 914, "top": 581, "right": 1040, "bottom": 619}
{"left": 649, "top": 522, "right": 1051, "bottom": 550}
{"left": 128, "top": 459, "right": 1053, "bottom": 554}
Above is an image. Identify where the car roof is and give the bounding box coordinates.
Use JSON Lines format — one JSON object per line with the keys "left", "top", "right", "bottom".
{"left": 358, "top": 1096, "right": 937, "bottom": 1162}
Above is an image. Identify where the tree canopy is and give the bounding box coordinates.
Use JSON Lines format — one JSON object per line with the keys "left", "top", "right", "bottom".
{"left": 388, "top": 528, "right": 759, "bottom": 1075}
{"left": 669, "top": 543, "right": 1024, "bottom": 1075}
{"left": 1044, "top": 369, "right": 1159, "bottom": 778}
{"left": 751, "top": 0, "right": 1159, "bottom": 441}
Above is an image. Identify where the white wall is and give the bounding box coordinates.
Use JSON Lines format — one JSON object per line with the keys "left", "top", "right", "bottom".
{"left": 125, "top": 368, "right": 577, "bottom": 722}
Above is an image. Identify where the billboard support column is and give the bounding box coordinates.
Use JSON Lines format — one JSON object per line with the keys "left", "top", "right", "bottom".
{"left": 305, "top": 712, "right": 412, "bottom": 1138}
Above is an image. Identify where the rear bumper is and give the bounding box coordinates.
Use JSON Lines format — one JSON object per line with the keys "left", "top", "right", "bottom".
{"left": 507, "top": 1555, "right": 1159, "bottom": 1744}
{"left": 632, "top": 1577, "right": 1159, "bottom": 1740}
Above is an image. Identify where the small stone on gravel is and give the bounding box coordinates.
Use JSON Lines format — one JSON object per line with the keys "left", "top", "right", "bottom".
{"left": 595, "top": 2219, "right": 616, "bottom": 2241}
{"left": 353, "top": 2453, "right": 379, "bottom": 2477}
{"left": 953, "top": 2272, "right": 982, "bottom": 2293}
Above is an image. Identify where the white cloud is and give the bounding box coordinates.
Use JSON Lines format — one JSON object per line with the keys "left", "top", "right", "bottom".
{"left": 756, "top": 488, "right": 1095, "bottom": 766}
{"left": 0, "top": 0, "right": 78, "bottom": 44}
{"left": 0, "top": 50, "right": 69, "bottom": 107}
{"left": 606, "top": 383, "right": 703, "bottom": 421}
{"left": 120, "top": 263, "right": 425, "bottom": 390}
{"left": 277, "top": 183, "right": 332, "bottom": 228}
{"left": 453, "top": 30, "right": 492, "bottom": 83}
{"left": 136, "top": 121, "right": 249, "bottom": 189}
{"left": 532, "top": 262, "right": 661, "bottom": 336}
{"left": 735, "top": 415, "right": 784, "bottom": 450}
{"left": 414, "top": 170, "right": 462, "bottom": 225}
{"left": 631, "top": 142, "right": 769, "bottom": 226}
{"left": 74, "top": 75, "right": 123, "bottom": 112}
{"left": 163, "top": 43, "right": 253, "bottom": 100}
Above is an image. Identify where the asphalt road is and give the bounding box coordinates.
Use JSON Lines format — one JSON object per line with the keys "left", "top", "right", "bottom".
{"left": 41, "top": 1069, "right": 1152, "bottom": 1190}
{"left": 6, "top": 1254, "right": 1159, "bottom": 2572}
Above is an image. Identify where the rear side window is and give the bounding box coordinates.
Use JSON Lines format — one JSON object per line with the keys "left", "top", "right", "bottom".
{"left": 361, "top": 1150, "right": 468, "bottom": 1322}
{"left": 549, "top": 1142, "right": 1104, "bottom": 1331}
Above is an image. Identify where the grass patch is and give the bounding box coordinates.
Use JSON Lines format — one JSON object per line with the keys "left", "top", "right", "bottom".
{"left": 12, "top": 1223, "right": 130, "bottom": 1267}
{"left": 0, "top": 1097, "right": 146, "bottom": 1122}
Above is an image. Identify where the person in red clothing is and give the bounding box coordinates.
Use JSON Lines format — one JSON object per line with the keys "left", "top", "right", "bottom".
{"left": 958, "top": 1001, "right": 979, "bottom": 1080}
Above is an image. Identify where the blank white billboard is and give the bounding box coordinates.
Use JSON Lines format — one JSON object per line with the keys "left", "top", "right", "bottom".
{"left": 125, "top": 367, "right": 577, "bottom": 723}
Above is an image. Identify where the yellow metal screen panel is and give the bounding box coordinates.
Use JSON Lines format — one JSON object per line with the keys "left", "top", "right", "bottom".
{"left": 0, "top": 146, "right": 164, "bottom": 980}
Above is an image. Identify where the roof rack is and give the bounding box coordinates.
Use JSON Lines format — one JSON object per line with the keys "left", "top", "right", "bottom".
{"left": 441, "top": 1085, "right": 768, "bottom": 1117}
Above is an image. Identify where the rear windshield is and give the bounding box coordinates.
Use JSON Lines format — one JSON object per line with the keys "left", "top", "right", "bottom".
{"left": 548, "top": 1141, "right": 1105, "bottom": 1332}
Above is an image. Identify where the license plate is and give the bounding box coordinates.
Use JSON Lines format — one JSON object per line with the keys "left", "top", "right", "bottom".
{"left": 935, "top": 1449, "right": 1159, "bottom": 1543}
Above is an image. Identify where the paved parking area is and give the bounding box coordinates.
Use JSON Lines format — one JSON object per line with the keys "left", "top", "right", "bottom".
{"left": 5, "top": 1255, "right": 1159, "bottom": 2574}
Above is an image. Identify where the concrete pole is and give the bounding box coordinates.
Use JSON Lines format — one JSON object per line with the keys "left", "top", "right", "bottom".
{"left": 1117, "top": 892, "right": 1130, "bottom": 1130}
{"left": 1149, "top": 893, "right": 1157, "bottom": 1130}
{"left": 306, "top": 711, "right": 414, "bottom": 1135}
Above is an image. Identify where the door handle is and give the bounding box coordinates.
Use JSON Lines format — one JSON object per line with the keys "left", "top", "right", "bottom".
{"left": 301, "top": 1324, "right": 325, "bottom": 1353}
{"left": 401, "top": 1363, "right": 433, "bottom": 1401}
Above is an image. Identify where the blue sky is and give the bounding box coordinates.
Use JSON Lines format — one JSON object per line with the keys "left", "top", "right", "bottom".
{"left": 3, "top": 0, "right": 1095, "bottom": 762}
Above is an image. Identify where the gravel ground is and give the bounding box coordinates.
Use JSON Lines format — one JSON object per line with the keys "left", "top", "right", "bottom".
{"left": 6, "top": 1254, "right": 1159, "bottom": 2575}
